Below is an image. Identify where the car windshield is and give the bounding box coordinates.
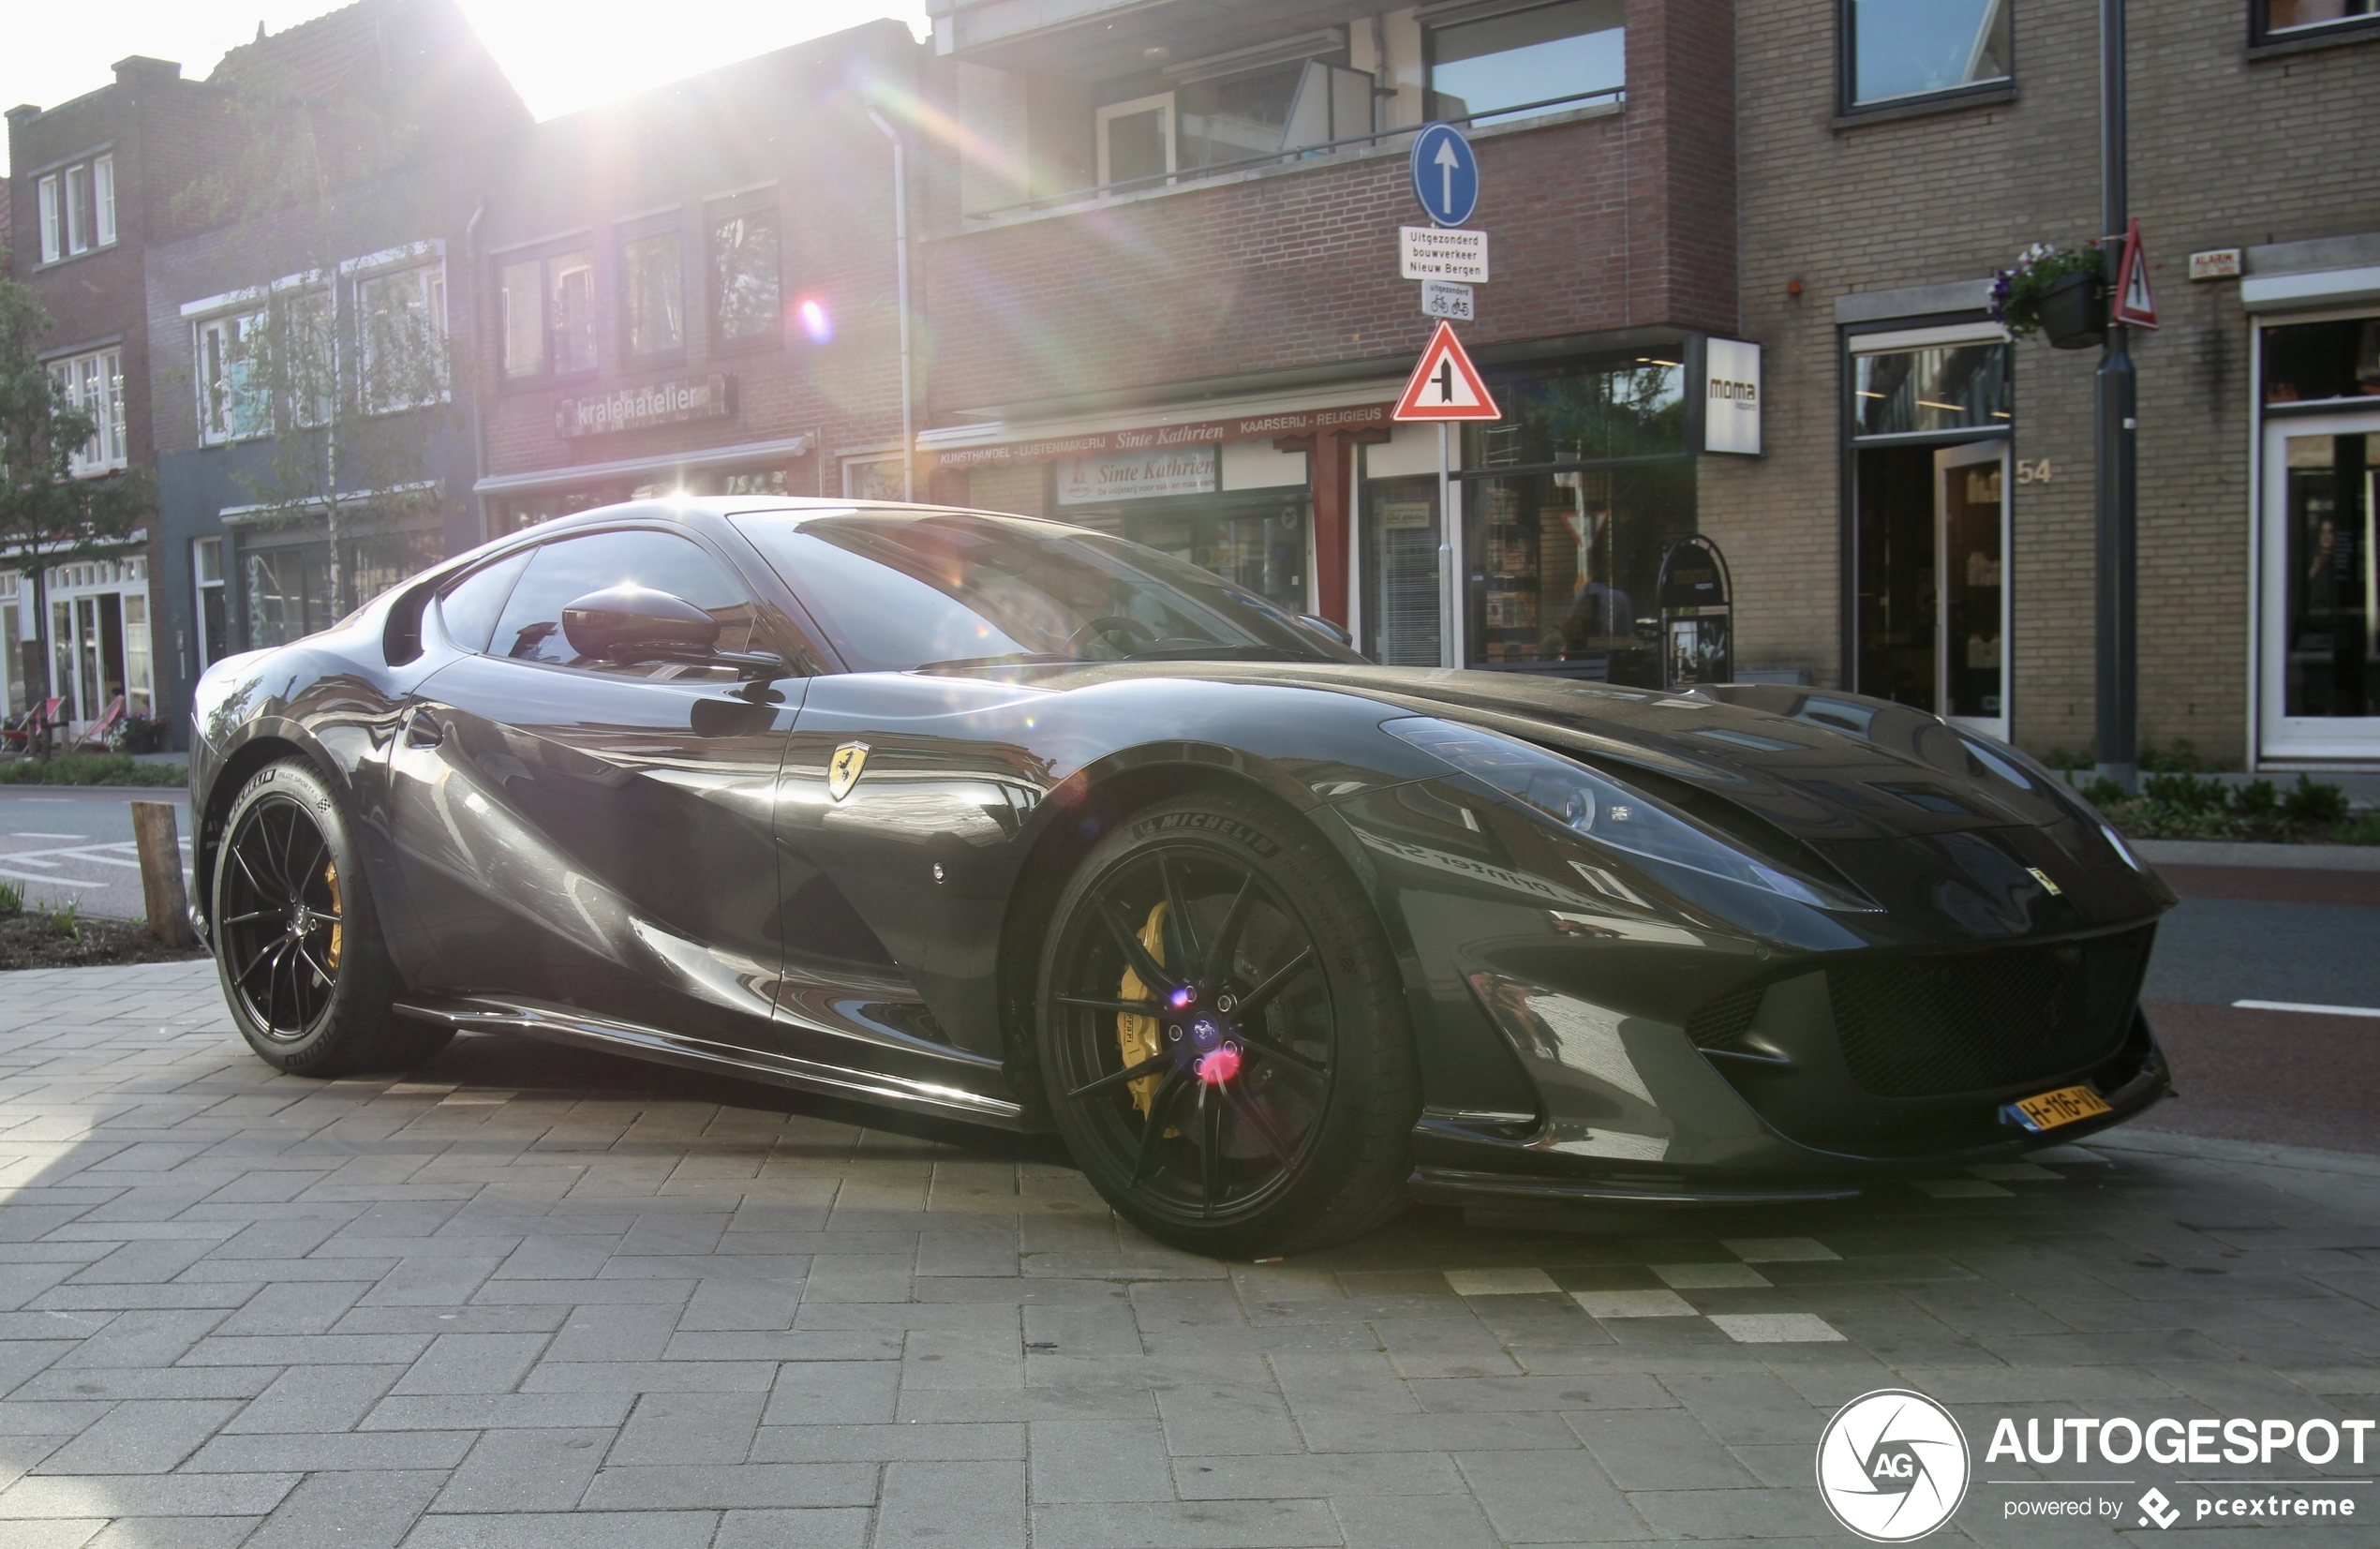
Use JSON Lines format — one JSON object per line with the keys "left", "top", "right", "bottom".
{"left": 729, "top": 508, "right": 1360, "bottom": 673}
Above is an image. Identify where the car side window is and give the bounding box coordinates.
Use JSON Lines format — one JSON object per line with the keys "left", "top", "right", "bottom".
{"left": 486, "top": 529, "right": 762, "bottom": 678}
{"left": 436, "top": 550, "right": 533, "bottom": 653}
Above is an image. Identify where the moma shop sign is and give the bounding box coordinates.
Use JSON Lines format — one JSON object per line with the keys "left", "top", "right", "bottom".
{"left": 559, "top": 375, "right": 735, "bottom": 438}
{"left": 1703, "top": 339, "right": 1762, "bottom": 455}
{"left": 1056, "top": 446, "right": 1216, "bottom": 504}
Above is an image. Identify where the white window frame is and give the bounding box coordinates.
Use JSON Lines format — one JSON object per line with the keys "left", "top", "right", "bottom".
{"left": 48, "top": 348, "right": 126, "bottom": 475}
{"left": 93, "top": 155, "right": 116, "bottom": 248}
{"left": 193, "top": 537, "right": 228, "bottom": 674}
{"left": 1096, "top": 93, "right": 1177, "bottom": 190}
{"left": 37, "top": 174, "right": 61, "bottom": 264}
{"left": 352, "top": 260, "right": 452, "bottom": 414}
{"left": 193, "top": 309, "right": 268, "bottom": 445}
{"left": 64, "top": 163, "right": 89, "bottom": 255}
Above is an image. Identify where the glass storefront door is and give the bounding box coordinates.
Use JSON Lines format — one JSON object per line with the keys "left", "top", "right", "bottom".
{"left": 1361, "top": 474, "right": 1444, "bottom": 666}
{"left": 2261, "top": 411, "right": 2380, "bottom": 760}
{"left": 1937, "top": 439, "right": 2009, "bottom": 739}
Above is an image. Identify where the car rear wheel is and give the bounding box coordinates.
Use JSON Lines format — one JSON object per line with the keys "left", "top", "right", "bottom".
{"left": 213, "top": 759, "right": 451, "bottom": 1077}
{"left": 1035, "top": 790, "right": 1419, "bottom": 1257}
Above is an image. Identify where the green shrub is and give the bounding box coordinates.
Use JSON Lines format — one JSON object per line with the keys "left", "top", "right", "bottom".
{"left": 2232, "top": 779, "right": 2279, "bottom": 818}
{"left": 40, "top": 901, "right": 80, "bottom": 942}
{"left": 2141, "top": 772, "right": 2229, "bottom": 812}
{"left": 0, "top": 880, "right": 21, "bottom": 916}
{"left": 2337, "top": 812, "right": 2380, "bottom": 846}
{"left": 2080, "top": 777, "right": 2127, "bottom": 809}
{"left": 0, "top": 753, "right": 186, "bottom": 787}
{"left": 2281, "top": 775, "right": 2350, "bottom": 827}
{"left": 2140, "top": 738, "right": 2209, "bottom": 773}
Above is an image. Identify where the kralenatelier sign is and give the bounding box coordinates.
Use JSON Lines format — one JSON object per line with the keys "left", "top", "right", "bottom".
{"left": 558, "top": 374, "right": 735, "bottom": 439}
{"left": 933, "top": 403, "right": 1394, "bottom": 471}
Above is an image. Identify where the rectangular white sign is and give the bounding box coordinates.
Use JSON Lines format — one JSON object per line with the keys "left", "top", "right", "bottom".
{"left": 1400, "top": 227, "right": 1489, "bottom": 284}
{"left": 1421, "top": 279, "right": 1475, "bottom": 320}
{"left": 1055, "top": 445, "right": 1216, "bottom": 505}
{"left": 1703, "top": 338, "right": 1762, "bottom": 456}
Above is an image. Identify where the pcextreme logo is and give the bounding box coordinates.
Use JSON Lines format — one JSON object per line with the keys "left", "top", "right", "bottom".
{"left": 1815, "top": 1393, "right": 2373, "bottom": 1538}
{"left": 1816, "top": 1390, "right": 1971, "bottom": 1542}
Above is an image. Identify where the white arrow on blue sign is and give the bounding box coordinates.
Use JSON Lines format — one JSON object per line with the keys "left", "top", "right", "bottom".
{"left": 1408, "top": 123, "right": 1479, "bottom": 228}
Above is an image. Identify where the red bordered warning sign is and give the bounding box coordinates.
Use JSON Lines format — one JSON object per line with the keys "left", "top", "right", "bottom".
{"left": 2110, "top": 216, "right": 2159, "bottom": 330}
{"left": 1394, "top": 320, "right": 1502, "bottom": 421}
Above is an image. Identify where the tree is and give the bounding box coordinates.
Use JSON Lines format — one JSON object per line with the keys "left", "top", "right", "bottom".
{"left": 182, "top": 60, "right": 455, "bottom": 631}
{"left": 0, "top": 267, "right": 156, "bottom": 750}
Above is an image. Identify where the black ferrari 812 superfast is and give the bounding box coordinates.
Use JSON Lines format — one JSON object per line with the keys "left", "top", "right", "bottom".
{"left": 189, "top": 499, "right": 2174, "bottom": 1254}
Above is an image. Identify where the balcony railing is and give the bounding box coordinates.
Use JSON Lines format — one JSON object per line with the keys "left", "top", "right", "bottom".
{"left": 962, "top": 87, "right": 1624, "bottom": 223}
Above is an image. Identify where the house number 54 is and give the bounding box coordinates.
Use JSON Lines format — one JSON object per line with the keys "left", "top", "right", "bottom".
{"left": 2016, "top": 459, "right": 2053, "bottom": 484}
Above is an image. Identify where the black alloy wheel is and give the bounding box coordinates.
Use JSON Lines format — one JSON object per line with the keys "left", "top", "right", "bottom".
{"left": 1037, "top": 792, "right": 1419, "bottom": 1256}
{"left": 217, "top": 795, "right": 344, "bottom": 1040}
{"left": 212, "top": 759, "right": 451, "bottom": 1077}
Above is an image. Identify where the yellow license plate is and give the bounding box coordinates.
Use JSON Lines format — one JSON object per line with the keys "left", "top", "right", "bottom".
{"left": 2011, "top": 1083, "right": 2113, "bottom": 1133}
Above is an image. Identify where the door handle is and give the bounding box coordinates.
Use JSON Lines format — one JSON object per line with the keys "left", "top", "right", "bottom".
{"left": 404, "top": 710, "right": 444, "bottom": 748}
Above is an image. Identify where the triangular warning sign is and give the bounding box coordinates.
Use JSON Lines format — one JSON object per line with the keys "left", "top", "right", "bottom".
{"left": 1394, "top": 321, "right": 1502, "bottom": 422}
{"left": 2111, "top": 216, "right": 2159, "bottom": 330}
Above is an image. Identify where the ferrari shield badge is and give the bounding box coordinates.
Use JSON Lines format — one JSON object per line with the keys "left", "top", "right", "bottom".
{"left": 827, "top": 741, "right": 870, "bottom": 801}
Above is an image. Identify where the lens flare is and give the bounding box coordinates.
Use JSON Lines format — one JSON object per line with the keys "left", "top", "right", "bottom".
{"left": 798, "top": 299, "right": 832, "bottom": 342}
{"left": 1196, "top": 1046, "right": 1241, "bottom": 1085}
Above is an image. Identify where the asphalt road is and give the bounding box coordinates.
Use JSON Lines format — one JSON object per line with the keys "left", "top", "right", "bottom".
{"left": 0, "top": 784, "right": 192, "bottom": 922}
{"left": 2134, "top": 865, "right": 2380, "bottom": 1156}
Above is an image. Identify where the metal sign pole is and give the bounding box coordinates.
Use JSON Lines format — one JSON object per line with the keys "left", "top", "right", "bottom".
{"left": 2093, "top": 0, "right": 2137, "bottom": 792}
{"left": 1437, "top": 421, "right": 1455, "bottom": 669}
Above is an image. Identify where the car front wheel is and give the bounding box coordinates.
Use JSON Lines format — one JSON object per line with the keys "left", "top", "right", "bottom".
{"left": 1035, "top": 790, "right": 1420, "bottom": 1257}
{"left": 212, "top": 758, "right": 451, "bottom": 1077}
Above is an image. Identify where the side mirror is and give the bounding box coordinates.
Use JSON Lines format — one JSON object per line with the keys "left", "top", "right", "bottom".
{"left": 1297, "top": 613, "right": 1354, "bottom": 648}
{"left": 561, "top": 585, "right": 720, "bottom": 663}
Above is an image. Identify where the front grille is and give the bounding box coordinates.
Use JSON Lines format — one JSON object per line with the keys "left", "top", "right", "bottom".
{"left": 1827, "top": 931, "right": 2151, "bottom": 1098}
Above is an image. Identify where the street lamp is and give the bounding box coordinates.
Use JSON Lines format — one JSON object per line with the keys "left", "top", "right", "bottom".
{"left": 2093, "top": 0, "right": 2137, "bottom": 794}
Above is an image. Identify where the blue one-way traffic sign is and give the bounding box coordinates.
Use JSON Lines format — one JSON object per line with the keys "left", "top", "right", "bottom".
{"left": 1408, "top": 123, "right": 1479, "bottom": 228}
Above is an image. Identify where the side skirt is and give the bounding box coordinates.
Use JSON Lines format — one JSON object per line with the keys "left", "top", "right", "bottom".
{"left": 394, "top": 996, "right": 1029, "bottom": 1128}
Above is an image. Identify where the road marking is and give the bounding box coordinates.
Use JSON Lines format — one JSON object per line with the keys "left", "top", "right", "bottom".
{"left": 2234, "top": 999, "right": 2380, "bottom": 1020}
{"left": 0, "top": 870, "right": 96, "bottom": 887}
{"left": 8, "top": 832, "right": 87, "bottom": 840}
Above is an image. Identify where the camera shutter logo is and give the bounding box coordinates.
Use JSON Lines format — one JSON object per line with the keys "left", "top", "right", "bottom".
{"left": 1816, "top": 1389, "right": 1971, "bottom": 1542}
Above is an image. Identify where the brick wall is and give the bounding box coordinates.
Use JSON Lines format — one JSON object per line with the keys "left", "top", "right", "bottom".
{"left": 921, "top": 0, "right": 1737, "bottom": 416}
{"left": 476, "top": 26, "right": 917, "bottom": 500}
{"left": 1721, "top": 0, "right": 2380, "bottom": 765}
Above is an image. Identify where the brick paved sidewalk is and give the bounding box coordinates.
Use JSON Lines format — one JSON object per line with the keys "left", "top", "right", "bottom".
{"left": 1, "top": 962, "right": 2374, "bottom": 1547}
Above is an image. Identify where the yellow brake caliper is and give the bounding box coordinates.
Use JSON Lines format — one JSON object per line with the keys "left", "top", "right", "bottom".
{"left": 324, "top": 861, "right": 343, "bottom": 971}
{"left": 1116, "top": 901, "right": 1168, "bottom": 1118}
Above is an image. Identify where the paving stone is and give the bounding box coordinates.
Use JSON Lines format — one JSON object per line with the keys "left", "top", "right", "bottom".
{"left": 605, "top": 1391, "right": 766, "bottom": 1465}
{"left": 1442, "top": 1268, "right": 1559, "bottom": 1297}
{"left": 1572, "top": 1289, "right": 1698, "bottom": 1318}
{"left": 576, "top": 1461, "right": 876, "bottom": 1510}
{"left": 1330, "top": 1490, "right": 1503, "bottom": 1549}
{"left": 1653, "top": 1263, "right": 1772, "bottom": 1289}
{"left": 1708, "top": 1315, "right": 1847, "bottom": 1345}
{"left": 243, "top": 1467, "right": 448, "bottom": 1549}
{"left": 29, "top": 1400, "right": 243, "bottom": 1475}
{"left": 711, "top": 1508, "right": 872, "bottom": 1548}
{"left": 1032, "top": 1497, "right": 1345, "bottom": 1548}
{"left": 431, "top": 1429, "right": 613, "bottom": 1513}
{"left": 399, "top": 1511, "right": 721, "bottom": 1548}
{"left": 877, "top": 1458, "right": 1025, "bottom": 1548}
{"left": 1723, "top": 1239, "right": 1839, "bottom": 1263}
{"left": 1032, "top": 1417, "right": 1176, "bottom": 1501}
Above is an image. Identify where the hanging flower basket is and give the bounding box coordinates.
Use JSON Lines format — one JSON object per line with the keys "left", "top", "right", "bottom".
{"left": 1991, "top": 242, "right": 2108, "bottom": 349}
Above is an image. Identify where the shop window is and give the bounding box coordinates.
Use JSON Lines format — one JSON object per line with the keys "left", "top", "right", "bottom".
{"left": 622, "top": 231, "right": 684, "bottom": 360}
{"left": 1361, "top": 478, "right": 1445, "bottom": 667}
{"left": 1464, "top": 356, "right": 1686, "bottom": 468}
{"left": 244, "top": 545, "right": 335, "bottom": 649}
{"left": 2263, "top": 318, "right": 2380, "bottom": 406}
{"left": 35, "top": 155, "right": 112, "bottom": 264}
{"left": 2256, "top": 0, "right": 2380, "bottom": 43}
{"left": 498, "top": 246, "right": 597, "bottom": 379}
{"left": 1097, "top": 95, "right": 1175, "bottom": 189}
{"left": 1852, "top": 344, "right": 2011, "bottom": 437}
{"left": 1123, "top": 499, "right": 1310, "bottom": 618}
{"left": 1842, "top": 0, "right": 2010, "bottom": 110}
{"left": 710, "top": 205, "right": 781, "bottom": 346}
{"left": 1429, "top": 0, "right": 1625, "bottom": 127}
{"left": 357, "top": 264, "right": 449, "bottom": 413}
{"left": 193, "top": 538, "right": 228, "bottom": 673}
{"left": 47, "top": 349, "right": 126, "bottom": 474}
{"left": 1465, "top": 464, "right": 1692, "bottom": 677}
{"left": 346, "top": 529, "right": 446, "bottom": 611}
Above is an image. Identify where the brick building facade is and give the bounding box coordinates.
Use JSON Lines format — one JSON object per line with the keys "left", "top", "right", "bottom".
{"left": 1717, "top": 0, "right": 2380, "bottom": 770}
{"left": 915, "top": 0, "right": 1745, "bottom": 681}
{"left": 469, "top": 22, "right": 920, "bottom": 528}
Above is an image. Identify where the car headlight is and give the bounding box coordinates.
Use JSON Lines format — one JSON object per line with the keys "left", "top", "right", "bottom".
{"left": 1383, "top": 717, "right": 1864, "bottom": 910}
